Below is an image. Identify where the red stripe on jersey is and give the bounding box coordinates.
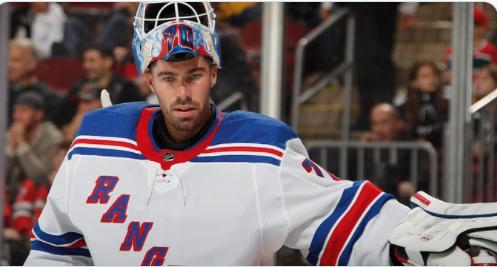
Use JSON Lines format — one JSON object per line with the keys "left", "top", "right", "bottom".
{"left": 71, "top": 139, "right": 138, "bottom": 151}
{"left": 66, "top": 239, "right": 87, "bottom": 249}
{"left": 320, "top": 182, "right": 382, "bottom": 265}
{"left": 205, "top": 146, "right": 283, "bottom": 157}
{"left": 413, "top": 193, "right": 431, "bottom": 206}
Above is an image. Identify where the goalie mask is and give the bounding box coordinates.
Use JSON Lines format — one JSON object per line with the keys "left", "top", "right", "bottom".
{"left": 132, "top": 2, "right": 221, "bottom": 76}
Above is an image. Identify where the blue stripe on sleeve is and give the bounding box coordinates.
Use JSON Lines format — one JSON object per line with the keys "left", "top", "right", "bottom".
{"left": 337, "top": 193, "right": 395, "bottom": 265}
{"left": 306, "top": 181, "right": 365, "bottom": 266}
{"left": 190, "top": 155, "right": 281, "bottom": 166}
{"left": 31, "top": 240, "right": 91, "bottom": 258}
{"left": 68, "top": 147, "right": 146, "bottom": 160}
{"left": 33, "top": 223, "right": 85, "bottom": 246}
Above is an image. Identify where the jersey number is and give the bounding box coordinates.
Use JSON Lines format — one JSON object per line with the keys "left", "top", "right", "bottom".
{"left": 302, "top": 158, "right": 340, "bottom": 181}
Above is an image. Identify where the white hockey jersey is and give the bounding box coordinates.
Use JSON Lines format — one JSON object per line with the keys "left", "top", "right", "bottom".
{"left": 24, "top": 103, "right": 410, "bottom": 266}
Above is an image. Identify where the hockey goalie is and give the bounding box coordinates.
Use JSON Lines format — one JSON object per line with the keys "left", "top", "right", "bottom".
{"left": 24, "top": 2, "right": 497, "bottom": 266}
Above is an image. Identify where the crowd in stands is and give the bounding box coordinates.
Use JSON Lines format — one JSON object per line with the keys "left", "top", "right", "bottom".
{"left": 362, "top": 6, "right": 497, "bottom": 204}
{"left": 3, "top": 2, "right": 497, "bottom": 265}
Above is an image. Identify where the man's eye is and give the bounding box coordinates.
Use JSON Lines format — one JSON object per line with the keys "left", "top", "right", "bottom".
{"left": 190, "top": 74, "right": 200, "bottom": 80}
{"left": 164, "top": 77, "right": 174, "bottom": 82}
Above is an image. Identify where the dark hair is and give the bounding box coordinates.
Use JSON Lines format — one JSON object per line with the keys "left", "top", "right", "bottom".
{"left": 82, "top": 43, "right": 114, "bottom": 60}
{"left": 405, "top": 61, "right": 447, "bottom": 133}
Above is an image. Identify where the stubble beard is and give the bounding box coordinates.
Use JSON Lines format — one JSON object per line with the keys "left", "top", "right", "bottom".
{"left": 164, "top": 99, "right": 208, "bottom": 133}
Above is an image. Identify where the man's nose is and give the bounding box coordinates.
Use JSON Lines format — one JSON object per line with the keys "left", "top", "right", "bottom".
{"left": 178, "top": 83, "right": 192, "bottom": 100}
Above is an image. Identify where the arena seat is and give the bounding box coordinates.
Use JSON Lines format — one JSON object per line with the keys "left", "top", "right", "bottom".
{"left": 239, "top": 20, "right": 262, "bottom": 54}
{"left": 35, "top": 58, "right": 85, "bottom": 93}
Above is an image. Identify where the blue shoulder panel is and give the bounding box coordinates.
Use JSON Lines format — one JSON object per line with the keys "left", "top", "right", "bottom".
{"left": 76, "top": 102, "right": 154, "bottom": 141}
{"left": 212, "top": 111, "right": 298, "bottom": 150}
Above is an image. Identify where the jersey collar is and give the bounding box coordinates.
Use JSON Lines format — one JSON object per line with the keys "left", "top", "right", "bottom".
{"left": 136, "top": 105, "right": 223, "bottom": 170}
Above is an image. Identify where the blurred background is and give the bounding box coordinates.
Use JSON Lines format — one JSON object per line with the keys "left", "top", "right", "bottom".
{"left": 0, "top": 2, "right": 497, "bottom": 265}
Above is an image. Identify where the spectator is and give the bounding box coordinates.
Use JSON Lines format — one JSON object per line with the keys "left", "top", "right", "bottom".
{"left": 360, "top": 103, "right": 405, "bottom": 143}
{"left": 10, "top": 3, "right": 67, "bottom": 58}
{"left": 395, "top": 61, "right": 448, "bottom": 149}
{"left": 54, "top": 43, "right": 144, "bottom": 127}
{"left": 61, "top": 83, "right": 103, "bottom": 142}
{"left": 3, "top": 141, "right": 71, "bottom": 265}
{"left": 443, "top": 6, "right": 497, "bottom": 84}
{"left": 358, "top": 103, "right": 418, "bottom": 205}
{"left": 474, "top": 65, "right": 497, "bottom": 102}
{"left": 8, "top": 37, "right": 61, "bottom": 125}
{"left": 5, "top": 91, "right": 63, "bottom": 207}
{"left": 11, "top": 141, "right": 70, "bottom": 235}
{"left": 471, "top": 65, "right": 497, "bottom": 202}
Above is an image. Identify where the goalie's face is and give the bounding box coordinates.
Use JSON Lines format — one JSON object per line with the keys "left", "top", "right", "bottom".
{"left": 145, "top": 56, "right": 217, "bottom": 143}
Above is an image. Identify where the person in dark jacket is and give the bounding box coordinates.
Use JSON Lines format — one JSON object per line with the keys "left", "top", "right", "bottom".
{"left": 54, "top": 43, "right": 144, "bottom": 127}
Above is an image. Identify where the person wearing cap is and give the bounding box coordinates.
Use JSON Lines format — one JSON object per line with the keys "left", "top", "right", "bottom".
{"left": 442, "top": 6, "right": 497, "bottom": 83}
{"left": 61, "top": 82, "right": 103, "bottom": 143}
{"left": 6, "top": 91, "right": 63, "bottom": 206}
{"left": 5, "top": 91, "right": 62, "bottom": 258}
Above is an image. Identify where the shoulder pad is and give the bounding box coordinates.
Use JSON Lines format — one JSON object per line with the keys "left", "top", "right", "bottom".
{"left": 213, "top": 111, "right": 298, "bottom": 150}
{"left": 76, "top": 102, "right": 155, "bottom": 140}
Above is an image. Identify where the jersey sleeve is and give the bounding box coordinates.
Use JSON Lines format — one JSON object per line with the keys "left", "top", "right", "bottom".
{"left": 279, "top": 138, "right": 410, "bottom": 266}
{"left": 24, "top": 157, "right": 93, "bottom": 266}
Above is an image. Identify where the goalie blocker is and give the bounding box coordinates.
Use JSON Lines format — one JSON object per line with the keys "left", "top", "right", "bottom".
{"left": 389, "top": 191, "right": 497, "bottom": 266}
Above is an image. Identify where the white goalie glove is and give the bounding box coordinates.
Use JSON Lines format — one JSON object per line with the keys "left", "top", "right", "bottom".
{"left": 389, "top": 191, "right": 497, "bottom": 266}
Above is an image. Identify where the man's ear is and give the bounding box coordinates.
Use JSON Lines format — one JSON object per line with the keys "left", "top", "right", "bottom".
{"left": 210, "top": 65, "right": 218, "bottom": 88}
{"left": 145, "top": 71, "right": 156, "bottom": 94}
